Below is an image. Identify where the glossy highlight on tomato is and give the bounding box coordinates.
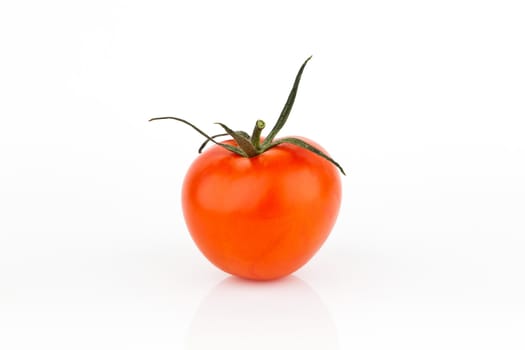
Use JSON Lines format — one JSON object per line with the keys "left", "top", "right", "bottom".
{"left": 150, "top": 57, "right": 345, "bottom": 280}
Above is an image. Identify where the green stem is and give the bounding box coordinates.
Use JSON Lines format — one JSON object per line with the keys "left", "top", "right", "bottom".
{"left": 251, "top": 119, "right": 266, "bottom": 150}
{"left": 149, "top": 57, "right": 346, "bottom": 175}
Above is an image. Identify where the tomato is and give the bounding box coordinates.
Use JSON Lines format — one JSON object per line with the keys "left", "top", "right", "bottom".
{"left": 182, "top": 138, "right": 341, "bottom": 280}
{"left": 150, "top": 57, "right": 345, "bottom": 280}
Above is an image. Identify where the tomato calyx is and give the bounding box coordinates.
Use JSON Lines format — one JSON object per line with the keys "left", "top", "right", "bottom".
{"left": 149, "top": 56, "right": 346, "bottom": 175}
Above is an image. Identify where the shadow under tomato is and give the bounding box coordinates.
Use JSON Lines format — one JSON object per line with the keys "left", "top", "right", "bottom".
{"left": 186, "top": 275, "right": 339, "bottom": 350}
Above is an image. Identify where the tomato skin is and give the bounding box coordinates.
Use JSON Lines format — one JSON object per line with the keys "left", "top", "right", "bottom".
{"left": 181, "top": 137, "right": 342, "bottom": 280}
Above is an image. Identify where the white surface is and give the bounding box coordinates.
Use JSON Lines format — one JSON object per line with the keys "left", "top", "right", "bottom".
{"left": 1, "top": 0, "right": 525, "bottom": 349}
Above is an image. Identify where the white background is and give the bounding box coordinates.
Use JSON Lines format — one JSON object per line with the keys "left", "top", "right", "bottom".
{"left": 1, "top": 0, "right": 524, "bottom": 349}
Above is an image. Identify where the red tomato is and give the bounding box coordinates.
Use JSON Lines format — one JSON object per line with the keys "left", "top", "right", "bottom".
{"left": 150, "top": 57, "right": 345, "bottom": 280}
{"left": 182, "top": 138, "right": 342, "bottom": 280}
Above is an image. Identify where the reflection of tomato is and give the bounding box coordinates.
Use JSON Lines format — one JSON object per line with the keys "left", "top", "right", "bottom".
{"left": 150, "top": 57, "right": 344, "bottom": 280}
{"left": 182, "top": 138, "right": 341, "bottom": 280}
